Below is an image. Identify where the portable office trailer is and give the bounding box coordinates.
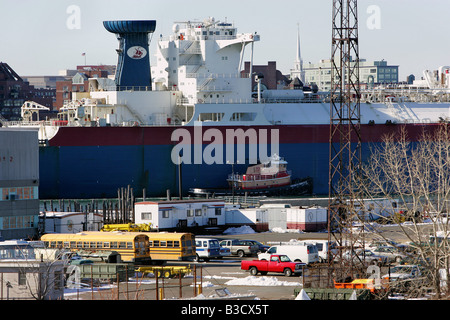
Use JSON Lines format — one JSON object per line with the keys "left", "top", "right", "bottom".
{"left": 224, "top": 207, "right": 268, "bottom": 231}
{"left": 286, "top": 207, "right": 327, "bottom": 232}
{"left": 134, "top": 199, "right": 225, "bottom": 231}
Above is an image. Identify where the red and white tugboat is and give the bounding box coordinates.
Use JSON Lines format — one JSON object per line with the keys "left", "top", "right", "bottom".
{"left": 227, "top": 154, "right": 291, "bottom": 190}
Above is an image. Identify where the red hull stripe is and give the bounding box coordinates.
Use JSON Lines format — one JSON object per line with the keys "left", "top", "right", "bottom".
{"left": 48, "top": 124, "right": 442, "bottom": 147}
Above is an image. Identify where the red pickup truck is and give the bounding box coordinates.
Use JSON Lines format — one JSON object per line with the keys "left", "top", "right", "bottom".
{"left": 241, "top": 254, "right": 305, "bottom": 277}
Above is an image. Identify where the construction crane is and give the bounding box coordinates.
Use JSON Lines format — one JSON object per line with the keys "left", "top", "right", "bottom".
{"left": 328, "top": 0, "right": 364, "bottom": 285}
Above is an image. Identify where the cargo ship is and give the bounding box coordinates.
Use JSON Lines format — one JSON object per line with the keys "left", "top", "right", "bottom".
{"left": 7, "top": 18, "right": 450, "bottom": 199}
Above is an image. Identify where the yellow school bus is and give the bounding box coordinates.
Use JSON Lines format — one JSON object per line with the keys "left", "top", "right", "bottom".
{"left": 40, "top": 232, "right": 151, "bottom": 264}
{"left": 145, "top": 232, "right": 196, "bottom": 263}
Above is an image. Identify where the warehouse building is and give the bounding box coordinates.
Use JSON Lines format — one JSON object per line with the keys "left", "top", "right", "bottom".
{"left": 0, "top": 128, "right": 39, "bottom": 240}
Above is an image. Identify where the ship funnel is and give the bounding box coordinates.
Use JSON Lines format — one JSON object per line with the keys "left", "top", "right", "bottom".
{"left": 103, "top": 20, "right": 156, "bottom": 89}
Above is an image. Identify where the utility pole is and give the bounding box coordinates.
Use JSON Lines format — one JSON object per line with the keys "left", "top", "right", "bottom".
{"left": 328, "top": 0, "right": 363, "bottom": 286}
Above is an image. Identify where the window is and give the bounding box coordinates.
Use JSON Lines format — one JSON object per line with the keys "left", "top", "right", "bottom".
{"left": 195, "top": 209, "right": 202, "bottom": 216}
{"left": 141, "top": 212, "right": 152, "bottom": 220}
{"left": 215, "top": 208, "right": 222, "bottom": 215}
{"left": 54, "top": 271, "right": 63, "bottom": 290}
{"left": 270, "top": 256, "right": 279, "bottom": 262}
{"left": 18, "top": 271, "right": 27, "bottom": 286}
{"left": 267, "top": 247, "right": 277, "bottom": 254}
{"left": 187, "top": 209, "right": 194, "bottom": 217}
{"left": 162, "top": 210, "right": 170, "bottom": 218}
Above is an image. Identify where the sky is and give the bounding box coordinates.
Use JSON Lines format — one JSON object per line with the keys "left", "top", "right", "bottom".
{"left": 1, "top": 0, "right": 450, "bottom": 81}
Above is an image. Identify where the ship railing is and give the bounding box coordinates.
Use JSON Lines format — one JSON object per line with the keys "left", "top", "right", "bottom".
{"left": 2, "top": 120, "right": 50, "bottom": 127}
{"left": 177, "top": 97, "right": 326, "bottom": 105}
{"left": 103, "top": 86, "right": 153, "bottom": 92}
{"left": 186, "top": 73, "right": 250, "bottom": 79}
{"left": 223, "top": 196, "right": 263, "bottom": 206}
{"left": 198, "top": 85, "right": 233, "bottom": 92}
{"left": 160, "top": 34, "right": 242, "bottom": 42}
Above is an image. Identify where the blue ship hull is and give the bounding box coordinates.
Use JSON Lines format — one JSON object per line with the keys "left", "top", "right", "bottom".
{"left": 38, "top": 123, "right": 436, "bottom": 199}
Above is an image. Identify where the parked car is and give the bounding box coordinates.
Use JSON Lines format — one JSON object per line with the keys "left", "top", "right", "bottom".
{"left": 369, "top": 246, "right": 408, "bottom": 263}
{"left": 245, "top": 240, "right": 270, "bottom": 253}
{"left": 336, "top": 249, "right": 388, "bottom": 266}
{"left": 382, "top": 265, "right": 422, "bottom": 292}
{"left": 219, "top": 246, "right": 231, "bottom": 258}
{"left": 241, "top": 254, "right": 305, "bottom": 277}
{"left": 219, "top": 239, "right": 259, "bottom": 257}
{"left": 194, "top": 237, "right": 222, "bottom": 261}
{"left": 258, "top": 243, "right": 319, "bottom": 265}
{"left": 382, "top": 264, "right": 422, "bottom": 281}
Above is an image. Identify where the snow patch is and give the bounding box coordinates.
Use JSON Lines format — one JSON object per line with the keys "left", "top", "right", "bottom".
{"left": 223, "top": 225, "right": 256, "bottom": 234}
{"left": 224, "top": 276, "right": 300, "bottom": 287}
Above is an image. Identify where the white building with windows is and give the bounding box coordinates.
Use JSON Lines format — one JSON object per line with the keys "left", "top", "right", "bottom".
{"left": 134, "top": 199, "right": 225, "bottom": 231}
{"left": 301, "top": 58, "right": 399, "bottom": 91}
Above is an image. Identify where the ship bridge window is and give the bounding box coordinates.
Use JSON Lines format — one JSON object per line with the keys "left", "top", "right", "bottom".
{"left": 230, "top": 112, "right": 257, "bottom": 121}
{"left": 197, "top": 112, "right": 224, "bottom": 122}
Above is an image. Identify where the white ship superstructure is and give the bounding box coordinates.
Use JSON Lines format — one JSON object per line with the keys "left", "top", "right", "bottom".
{"left": 152, "top": 17, "right": 260, "bottom": 124}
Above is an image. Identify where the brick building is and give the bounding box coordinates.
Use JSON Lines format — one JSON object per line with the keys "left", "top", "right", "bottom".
{"left": 242, "top": 61, "right": 290, "bottom": 91}
{"left": 0, "top": 62, "right": 55, "bottom": 121}
{"left": 55, "top": 65, "right": 115, "bottom": 110}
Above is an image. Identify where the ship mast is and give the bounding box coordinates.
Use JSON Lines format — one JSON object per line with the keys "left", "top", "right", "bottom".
{"left": 328, "top": 0, "right": 363, "bottom": 285}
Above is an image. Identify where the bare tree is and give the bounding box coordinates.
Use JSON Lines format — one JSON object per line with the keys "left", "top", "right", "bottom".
{"left": 353, "top": 125, "right": 450, "bottom": 299}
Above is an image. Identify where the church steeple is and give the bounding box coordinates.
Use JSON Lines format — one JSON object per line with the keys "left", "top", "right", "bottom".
{"left": 292, "top": 23, "right": 305, "bottom": 83}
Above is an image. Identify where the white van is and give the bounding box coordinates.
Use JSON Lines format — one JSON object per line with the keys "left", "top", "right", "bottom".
{"left": 258, "top": 243, "right": 319, "bottom": 265}
{"left": 297, "top": 240, "right": 337, "bottom": 263}
{"left": 194, "top": 237, "right": 222, "bottom": 261}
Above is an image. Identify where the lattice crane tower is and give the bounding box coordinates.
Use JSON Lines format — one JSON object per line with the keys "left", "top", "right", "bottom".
{"left": 328, "top": 0, "right": 364, "bottom": 285}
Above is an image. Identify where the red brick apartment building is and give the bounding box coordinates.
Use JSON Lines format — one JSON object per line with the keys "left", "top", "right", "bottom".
{"left": 0, "top": 62, "right": 55, "bottom": 121}
{"left": 55, "top": 65, "right": 115, "bottom": 111}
